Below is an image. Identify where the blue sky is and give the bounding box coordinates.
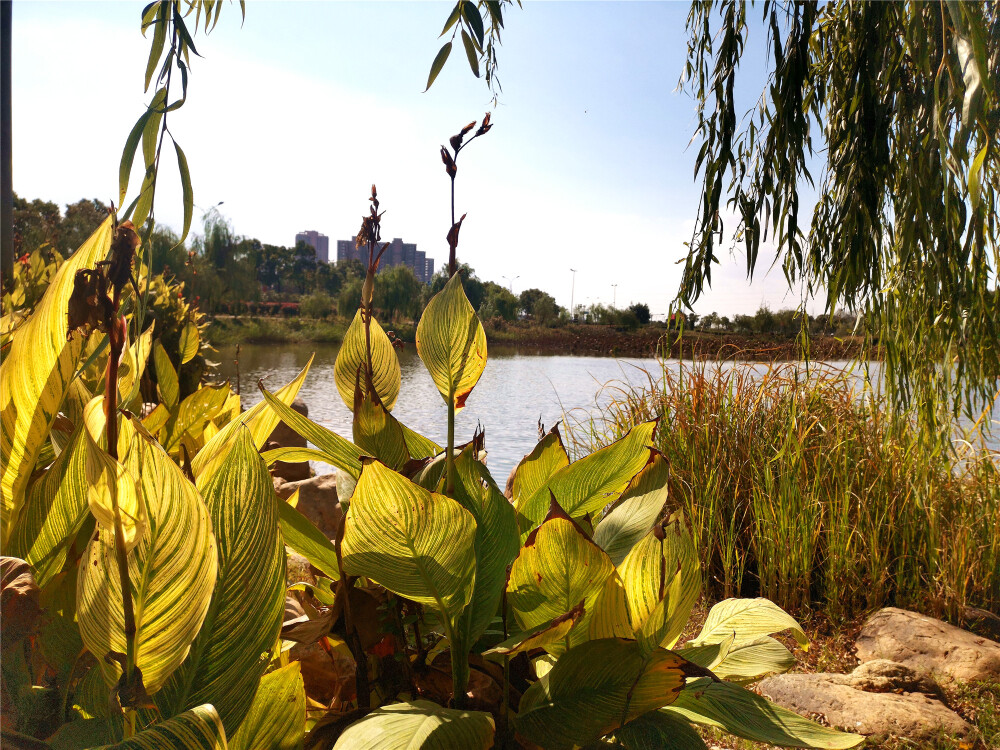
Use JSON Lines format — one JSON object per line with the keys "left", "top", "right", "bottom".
{"left": 12, "top": 1, "right": 816, "bottom": 317}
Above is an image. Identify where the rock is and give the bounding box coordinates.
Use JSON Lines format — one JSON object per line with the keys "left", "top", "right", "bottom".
{"left": 846, "top": 659, "right": 940, "bottom": 697}
{"left": 757, "top": 671, "right": 974, "bottom": 742}
{"left": 275, "top": 473, "right": 342, "bottom": 538}
{"left": 267, "top": 398, "right": 311, "bottom": 482}
{"left": 856, "top": 607, "right": 1000, "bottom": 683}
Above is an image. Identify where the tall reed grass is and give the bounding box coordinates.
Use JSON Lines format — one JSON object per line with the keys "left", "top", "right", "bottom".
{"left": 565, "top": 360, "right": 999, "bottom": 622}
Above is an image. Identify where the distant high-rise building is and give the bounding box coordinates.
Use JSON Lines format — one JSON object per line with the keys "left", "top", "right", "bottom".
{"left": 295, "top": 231, "right": 329, "bottom": 263}
{"left": 335, "top": 236, "right": 435, "bottom": 283}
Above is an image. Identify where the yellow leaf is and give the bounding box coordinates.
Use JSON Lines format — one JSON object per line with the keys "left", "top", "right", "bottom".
{"left": 1, "top": 217, "right": 113, "bottom": 541}
{"left": 416, "top": 273, "right": 487, "bottom": 412}
{"left": 84, "top": 429, "right": 146, "bottom": 552}
{"left": 334, "top": 309, "right": 401, "bottom": 411}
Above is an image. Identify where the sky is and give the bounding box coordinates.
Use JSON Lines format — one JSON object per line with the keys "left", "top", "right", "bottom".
{"left": 11, "top": 0, "right": 821, "bottom": 318}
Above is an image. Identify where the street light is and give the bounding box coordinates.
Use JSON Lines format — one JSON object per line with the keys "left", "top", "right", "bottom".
{"left": 611, "top": 284, "right": 618, "bottom": 310}
{"left": 502, "top": 274, "right": 520, "bottom": 293}
{"left": 570, "top": 268, "right": 577, "bottom": 322}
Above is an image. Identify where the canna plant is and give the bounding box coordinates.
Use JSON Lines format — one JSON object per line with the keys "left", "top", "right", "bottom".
{"left": 0, "top": 118, "right": 864, "bottom": 749}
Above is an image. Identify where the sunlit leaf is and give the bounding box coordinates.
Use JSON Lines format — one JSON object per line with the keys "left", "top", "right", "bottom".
{"left": 277, "top": 496, "right": 340, "bottom": 581}
{"left": 102, "top": 704, "right": 226, "bottom": 749}
{"left": 450, "top": 445, "right": 519, "bottom": 647}
{"left": 163, "top": 383, "right": 230, "bottom": 454}
{"left": 179, "top": 321, "right": 200, "bottom": 365}
{"left": 485, "top": 603, "right": 584, "bottom": 656}
{"left": 687, "top": 598, "right": 807, "bottom": 650}
{"left": 619, "top": 513, "right": 701, "bottom": 651}
{"left": 341, "top": 459, "right": 476, "bottom": 621}
{"left": 666, "top": 678, "right": 863, "bottom": 748}
{"left": 174, "top": 139, "right": 194, "bottom": 245}
{"left": 117, "top": 324, "right": 155, "bottom": 409}
{"left": 509, "top": 424, "right": 569, "bottom": 509}
{"left": 153, "top": 340, "right": 179, "bottom": 410}
{"left": 77, "top": 421, "right": 217, "bottom": 694}
{"left": 334, "top": 700, "right": 494, "bottom": 750}
{"left": 158, "top": 427, "right": 285, "bottom": 734}
{"left": 193, "top": 357, "right": 313, "bottom": 482}
{"left": 353, "top": 386, "right": 409, "bottom": 471}
{"left": 593, "top": 452, "right": 671, "bottom": 566}
{"left": 616, "top": 709, "right": 708, "bottom": 750}
{"left": 514, "top": 638, "right": 697, "bottom": 749}
{"left": 84, "top": 429, "right": 145, "bottom": 552}
{"left": 416, "top": 272, "right": 487, "bottom": 412}
{"left": 517, "top": 420, "right": 657, "bottom": 535}
{"left": 1, "top": 217, "right": 112, "bottom": 541}
{"left": 507, "top": 499, "right": 613, "bottom": 654}
{"left": 334, "top": 309, "right": 401, "bottom": 411}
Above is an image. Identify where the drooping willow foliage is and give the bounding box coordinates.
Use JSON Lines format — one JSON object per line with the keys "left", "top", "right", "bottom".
{"left": 678, "top": 0, "right": 999, "bottom": 433}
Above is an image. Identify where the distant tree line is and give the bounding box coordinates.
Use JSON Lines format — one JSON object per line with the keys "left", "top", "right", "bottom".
{"left": 9, "top": 195, "right": 860, "bottom": 337}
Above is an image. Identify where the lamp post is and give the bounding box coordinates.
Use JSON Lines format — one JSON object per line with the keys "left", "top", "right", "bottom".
{"left": 611, "top": 284, "right": 618, "bottom": 310}
{"left": 570, "top": 268, "right": 577, "bottom": 322}
{"left": 503, "top": 274, "right": 519, "bottom": 293}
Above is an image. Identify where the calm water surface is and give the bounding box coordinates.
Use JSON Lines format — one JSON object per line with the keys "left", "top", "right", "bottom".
{"left": 216, "top": 344, "right": 998, "bottom": 482}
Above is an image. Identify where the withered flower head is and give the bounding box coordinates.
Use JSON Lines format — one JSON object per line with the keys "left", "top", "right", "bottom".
{"left": 369, "top": 184, "right": 379, "bottom": 211}
{"left": 440, "top": 146, "right": 457, "bottom": 178}
{"left": 449, "top": 121, "right": 477, "bottom": 153}
{"left": 67, "top": 268, "right": 114, "bottom": 339}
{"left": 475, "top": 112, "right": 492, "bottom": 137}
{"left": 107, "top": 220, "right": 140, "bottom": 295}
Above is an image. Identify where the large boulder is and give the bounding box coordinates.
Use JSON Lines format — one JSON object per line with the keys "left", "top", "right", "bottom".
{"left": 266, "top": 398, "right": 311, "bottom": 482}
{"left": 274, "top": 473, "right": 342, "bottom": 538}
{"left": 856, "top": 607, "right": 1000, "bottom": 683}
{"left": 757, "top": 662, "right": 974, "bottom": 742}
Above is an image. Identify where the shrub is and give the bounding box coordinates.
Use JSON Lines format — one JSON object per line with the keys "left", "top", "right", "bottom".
{"left": 299, "top": 292, "right": 334, "bottom": 319}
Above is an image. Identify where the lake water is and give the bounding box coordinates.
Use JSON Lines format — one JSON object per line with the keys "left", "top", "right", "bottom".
{"left": 216, "top": 344, "right": 998, "bottom": 483}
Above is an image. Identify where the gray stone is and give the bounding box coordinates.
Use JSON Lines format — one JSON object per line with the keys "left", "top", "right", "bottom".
{"left": 274, "top": 473, "right": 342, "bottom": 538}
{"left": 856, "top": 607, "right": 1000, "bottom": 683}
{"left": 757, "top": 672, "right": 975, "bottom": 742}
{"left": 846, "top": 659, "right": 940, "bottom": 697}
{"left": 267, "top": 398, "right": 311, "bottom": 482}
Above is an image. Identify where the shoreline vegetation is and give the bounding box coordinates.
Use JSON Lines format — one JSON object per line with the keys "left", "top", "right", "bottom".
{"left": 207, "top": 314, "right": 873, "bottom": 360}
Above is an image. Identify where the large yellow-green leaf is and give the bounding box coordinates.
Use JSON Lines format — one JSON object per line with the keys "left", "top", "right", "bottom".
{"left": 509, "top": 424, "right": 569, "bottom": 508}
{"left": 416, "top": 272, "right": 487, "bottom": 412}
{"left": 228, "top": 662, "right": 305, "bottom": 750}
{"left": 514, "top": 638, "right": 697, "bottom": 749}
{"left": 164, "top": 383, "right": 231, "bottom": 454}
{"left": 99, "top": 704, "right": 227, "bottom": 749}
{"left": 179, "top": 321, "right": 200, "bottom": 365}
{"left": 341, "top": 459, "right": 476, "bottom": 621}
{"left": 517, "top": 420, "right": 657, "bottom": 535}
{"left": 193, "top": 357, "right": 313, "bottom": 482}
{"left": 507, "top": 501, "right": 613, "bottom": 654}
{"left": 6, "top": 425, "right": 89, "bottom": 587}
{"left": 158, "top": 427, "right": 285, "bottom": 734}
{"left": 255, "top": 377, "right": 363, "bottom": 480}
{"left": 707, "top": 636, "right": 796, "bottom": 682}
{"left": 619, "top": 513, "right": 701, "bottom": 651}
{"left": 665, "top": 678, "right": 863, "bottom": 749}
{"left": 585, "top": 571, "right": 633, "bottom": 641}
{"left": 117, "top": 324, "right": 155, "bottom": 410}
{"left": 84, "top": 429, "right": 146, "bottom": 552}
{"left": 687, "top": 598, "right": 808, "bottom": 650}
{"left": 485, "top": 603, "right": 585, "bottom": 656}
{"left": 450, "top": 446, "right": 519, "bottom": 647}
{"left": 353, "top": 387, "right": 410, "bottom": 470}
{"left": 1, "top": 216, "right": 113, "bottom": 540}
{"left": 153, "top": 339, "right": 180, "bottom": 411}
{"left": 77, "top": 422, "right": 218, "bottom": 694}
{"left": 333, "top": 700, "right": 494, "bottom": 750}
{"left": 334, "top": 309, "right": 401, "bottom": 411}
{"left": 593, "top": 452, "right": 671, "bottom": 566}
